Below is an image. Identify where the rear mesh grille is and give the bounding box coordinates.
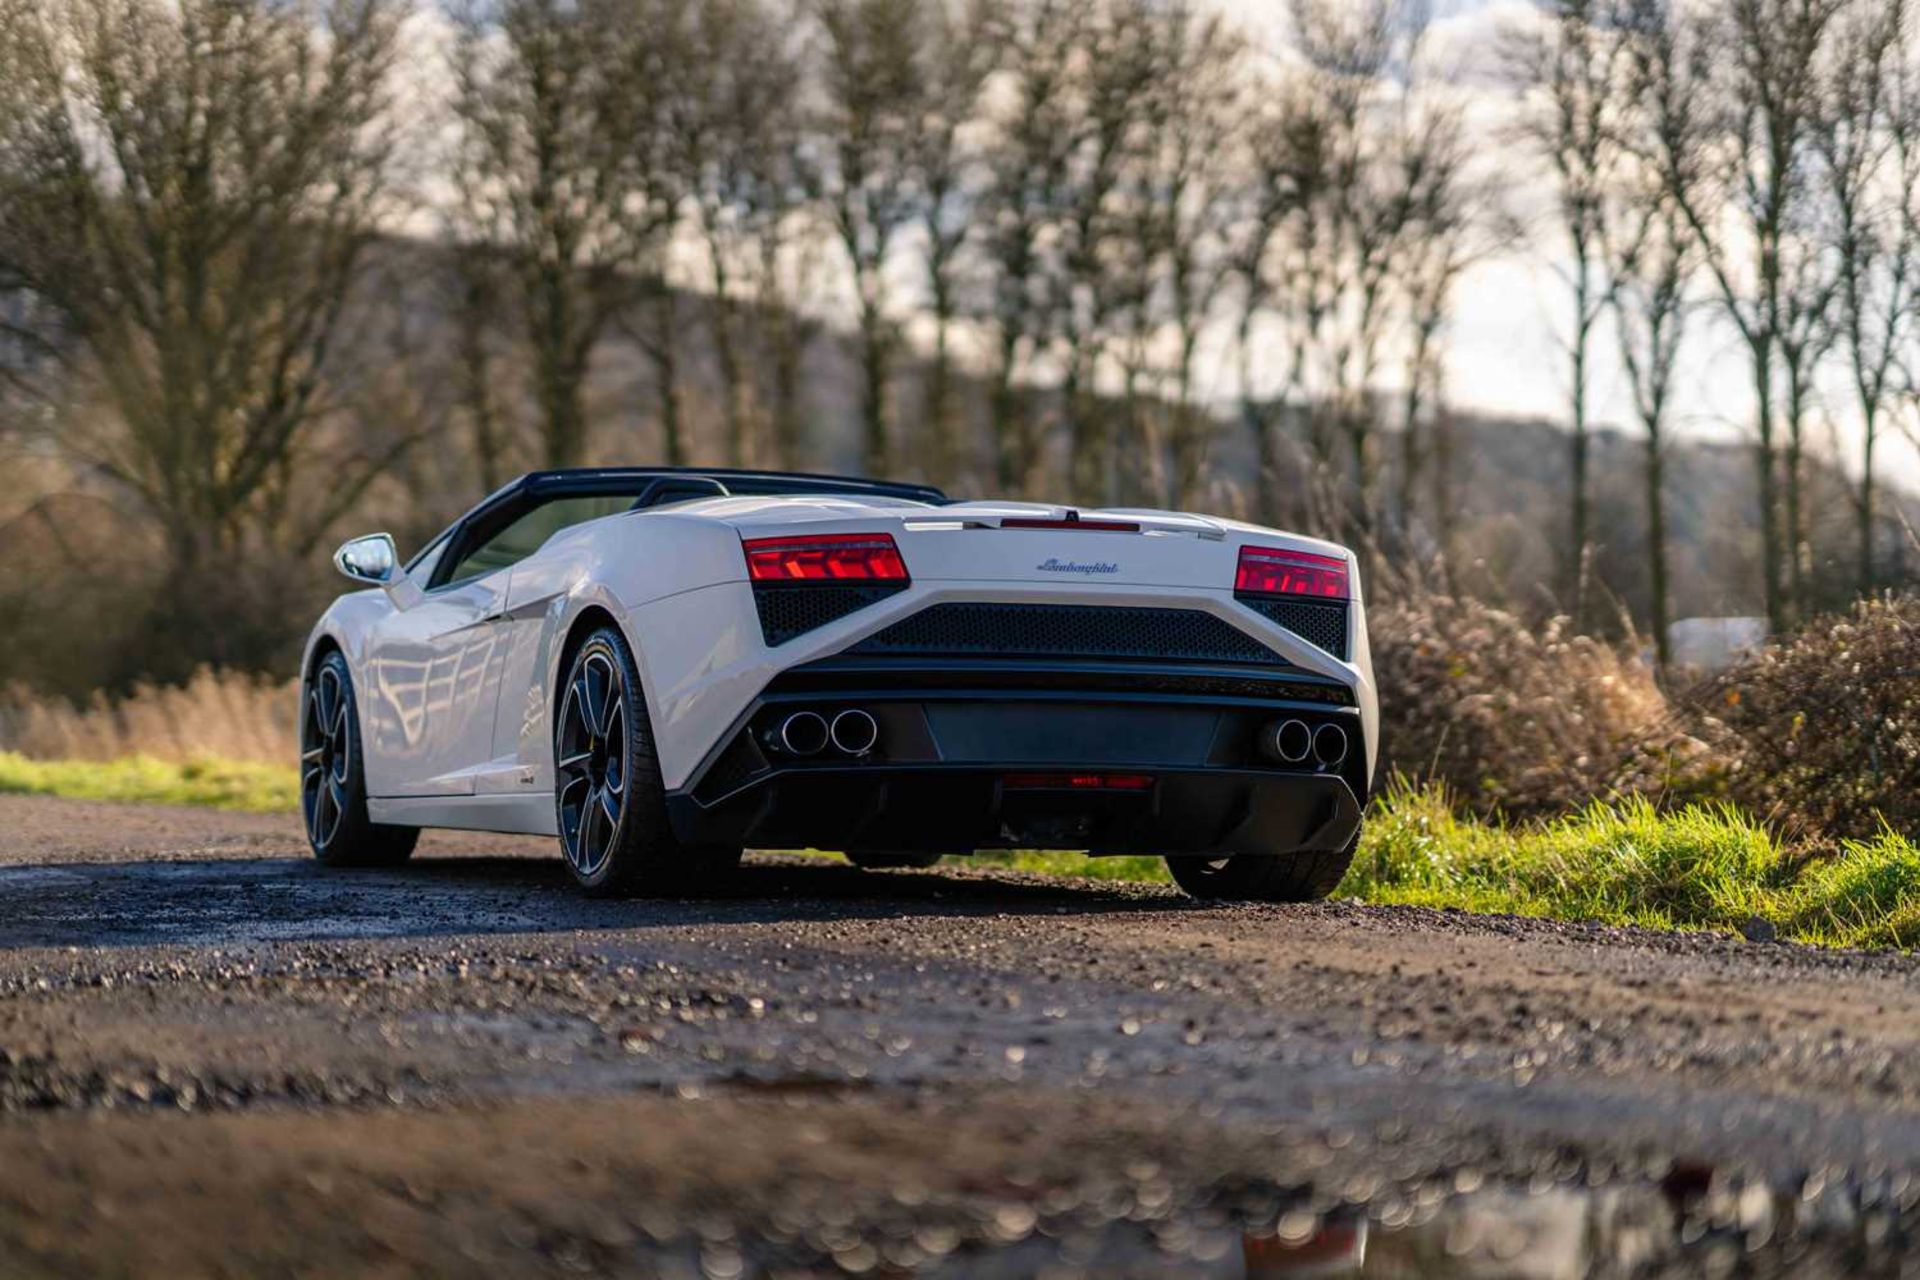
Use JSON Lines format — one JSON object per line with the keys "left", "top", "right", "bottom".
{"left": 1239, "top": 597, "right": 1350, "bottom": 659}
{"left": 753, "top": 583, "right": 907, "bottom": 646}
{"left": 848, "top": 603, "right": 1290, "bottom": 667}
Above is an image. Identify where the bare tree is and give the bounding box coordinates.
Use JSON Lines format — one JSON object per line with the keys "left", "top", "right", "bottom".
{"left": 979, "top": 0, "right": 1084, "bottom": 493}
{"left": 658, "top": 0, "right": 804, "bottom": 469}
{"left": 1152, "top": 5, "right": 1246, "bottom": 509}
{"left": 1052, "top": 1, "right": 1156, "bottom": 503}
{"left": 1229, "top": 84, "right": 1320, "bottom": 523}
{"left": 1509, "top": 0, "right": 1625, "bottom": 626}
{"left": 1816, "top": 0, "right": 1915, "bottom": 596}
{"left": 809, "top": 0, "right": 931, "bottom": 477}
{"left": 0, "top": 0, "right": 402, "bottom": 583}
{"left": 1603, "top": 137, "right": 1698, "bottom": 670}
{"left": 1638, "top": 0, "right": 1844, "bottom": 634}
{"left": 449, "top": 0, "right": 675, "bottom": 469}
{"left": 1285, "top": 0, "right": 1426, "bottom": 542}
{"left": 757, "top": 221, "right": 831, "bottom": 472}
{"left": 910, "top": 0, "right": 1001, "bottom": 490}
{"left": 1395, "top": 100, "right": 1479, "bottom": 553}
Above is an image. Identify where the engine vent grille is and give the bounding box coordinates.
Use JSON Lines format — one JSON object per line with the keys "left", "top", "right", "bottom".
{"left": 753, "top": 583, "right": 907, "bottom": 646}
{"left": 847, "top": 603, "right": 1290, "bottom": 667}
{"left": 1238, "top": 598, "right": 1350, "bottom": 660}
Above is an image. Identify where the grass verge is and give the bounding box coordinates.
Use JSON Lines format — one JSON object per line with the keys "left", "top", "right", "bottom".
{"left": 0, "top": 752, "right": 298, "bottom": 812}
{"left": 1348, "top": 781, "right": 1920, "bottom": 950}
{"left": 2, "top": 756, "right": 1913, "bottom": 949}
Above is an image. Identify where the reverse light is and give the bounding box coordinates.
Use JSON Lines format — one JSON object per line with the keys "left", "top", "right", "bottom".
{"left": 1234, "top": 546, "right": 1350, "bottom": 600}
{"left": 743, "top": 533, "right": 909, "bottom": 583}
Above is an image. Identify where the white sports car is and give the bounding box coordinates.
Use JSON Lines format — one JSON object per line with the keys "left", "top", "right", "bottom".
{"left": 301, "top": 467, "right": 1377, "bottom": 899}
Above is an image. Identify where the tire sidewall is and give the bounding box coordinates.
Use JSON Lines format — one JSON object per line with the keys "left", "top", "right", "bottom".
{"left": 556, "top": 628, "right": 647, "bottom": 893}
{"left": 306, "top": 650, "right": 376, "bottom": 864}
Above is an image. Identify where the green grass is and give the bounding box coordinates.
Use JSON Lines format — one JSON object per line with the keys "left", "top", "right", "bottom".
{"left": 3, "top": 754, "right": 1915, "bottom": 950}
{"left": 0, "top": 752, "right": 298, "bottom": 812}
{"left": 1345, "top": 780, "right": 1920, "bottom": 950}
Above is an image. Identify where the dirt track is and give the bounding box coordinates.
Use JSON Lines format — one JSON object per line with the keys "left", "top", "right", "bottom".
{"left": 1, "top": 794, "right": 1918, "bottom": 1277}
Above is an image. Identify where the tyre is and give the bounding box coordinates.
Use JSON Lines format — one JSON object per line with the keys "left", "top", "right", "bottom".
{"left": 301, "top": 650, "right": 419, "bottom": 867}
{"left": 1164, "top": 829, "right": 1358, "bottom": 903}
{"left": 554, "top": 625, "right": 743, "bottom": 897}
{"left": 844, "top": 850, "right": 945, "bottom": 870}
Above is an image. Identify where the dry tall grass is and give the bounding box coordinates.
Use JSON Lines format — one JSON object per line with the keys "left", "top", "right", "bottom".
{"left": 1367, "top": 590, "right": 1691, "bottom": 818}
{"left": 0, "top": 668, "right": 296, "bottom": 765}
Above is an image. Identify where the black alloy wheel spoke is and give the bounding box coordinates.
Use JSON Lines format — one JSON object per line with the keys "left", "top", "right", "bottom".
{"left": 302, "top": 668, "right": 348, "bottom": 849}
{"left": 557, "top": 648, "right": 627, "bottom": 879}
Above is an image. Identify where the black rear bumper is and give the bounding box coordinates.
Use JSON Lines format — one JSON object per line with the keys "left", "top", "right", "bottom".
{"left": 666, "top": 764, "right": 1363, "bottom": 858}
{"left": 666, "top": 657, "right": 1369, "bottom": 858}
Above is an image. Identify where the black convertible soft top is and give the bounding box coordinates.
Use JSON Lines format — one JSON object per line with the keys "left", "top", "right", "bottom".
{"left": 408, "top": 467, "right": 948, "bottom": 586}
{"left": 510, "top": 466, "right": 946, "bottom": 507}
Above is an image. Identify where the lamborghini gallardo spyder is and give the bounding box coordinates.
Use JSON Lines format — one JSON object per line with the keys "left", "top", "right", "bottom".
{"left": 301, "top": 468, "right": 1376, "bottom": 899}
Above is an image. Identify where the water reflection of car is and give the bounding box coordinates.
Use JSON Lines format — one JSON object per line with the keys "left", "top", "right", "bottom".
{"left": 300, "top": 466, "right": 1377, "bottom": 898}
{"left": 1243, "top": 1216, "right": 1370, "bottom": 1277}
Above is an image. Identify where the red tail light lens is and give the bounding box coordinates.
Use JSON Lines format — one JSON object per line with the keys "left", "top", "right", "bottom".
{"left": 1234, "top": 546, "right": 1350, "bottom": 600}
{"left": 743, "top": 533, "right": 909, "bottom": 583}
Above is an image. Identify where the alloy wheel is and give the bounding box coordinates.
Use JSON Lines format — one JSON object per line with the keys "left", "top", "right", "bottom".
{"left": 556, "top": 646, "right": 628, "bottom": 879}
{"left": 301, "top": 665, "right": 352, "bottom": 849}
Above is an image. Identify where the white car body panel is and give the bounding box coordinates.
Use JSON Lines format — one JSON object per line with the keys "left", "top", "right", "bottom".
{"left": 305, "top": 483, "right": 1378, "bottom": 844}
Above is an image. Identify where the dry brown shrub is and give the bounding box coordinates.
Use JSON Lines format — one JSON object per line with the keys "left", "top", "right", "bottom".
{"left": 1701, "top": 596, "right": 1920, "bottom": 839}
{"left": 1368, "top": 589, "right": 1691, "bottom": 818}
{"left": 0, "top": 668, "right": 296, "bottom": 764}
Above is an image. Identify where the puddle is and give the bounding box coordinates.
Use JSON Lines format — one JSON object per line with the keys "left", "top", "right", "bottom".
{"left": 753, "top": 1167, "right": 1902, "bottom": 1278}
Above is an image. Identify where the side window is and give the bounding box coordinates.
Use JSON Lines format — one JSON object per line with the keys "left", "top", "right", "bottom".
{"left": 441, "top": 495, "right": 634, "bottom": 587}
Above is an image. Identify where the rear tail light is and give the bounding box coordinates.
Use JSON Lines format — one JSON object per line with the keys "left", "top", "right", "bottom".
{"left": 743, "top": 533, "right": 909, "bottom": 583}
{"left": 1234, "top": 546, "right": 1350, "bottom": 600}
{"left": 1002, "top": 772, "right": 1155, "bottom": 792}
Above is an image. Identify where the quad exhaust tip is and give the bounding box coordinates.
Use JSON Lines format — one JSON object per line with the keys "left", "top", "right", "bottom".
{"left": 779, "top": 710, "right": 830, "bottom": 757}
{"left": 830, "top": 708, "right": 880, "bottom": 756}
{"left": 1313, "top": 723, "right": 1349, "bottom": 769}
{"left": 1263, "top": 718, "right": 1313, "bottom": 765}
{"left": 1261, "top": 718, "right": 1349, "bottom": 771}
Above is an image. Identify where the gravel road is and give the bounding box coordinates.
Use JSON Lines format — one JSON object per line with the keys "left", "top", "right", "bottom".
{"left": 1, "top": 793, "right": 1917, "bottom": 1278}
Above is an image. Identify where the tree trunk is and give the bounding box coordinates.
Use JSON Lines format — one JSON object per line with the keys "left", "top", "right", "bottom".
{"left": 457, "top": 274, "right": 503, "bottom": 491}
{"left": 704, "top": 227, "right": 749, "bottom": 470}
{"left": 650, "top": 290, "right": 685, "bottom": 467}
{"left": 858, "top": 296, "right": 890, "bottom": 477}
{"left": 1859, "top": 407, "right": 1877, "bottom": 595}
{"left": 771, "top": 325, "right": 803, "bottom": 472}
{"left": 1064, "top": 353, "right": 1100, "bottom": 504}
{"left": 1752, "top": 341, "right": 1785, "bottom": 635}
{"left": 1569, "top": 321, "right": 1590, "bottom": 629}
{"left": 926, "top": 298, "right": 957, "bottom": 490}
{"left": 1646, "top": 422, "right": 1671, "bottom": 671}
{"left": 991, "top": 329, "right": 1024, "bottom": 493}
{"left": 532, "top": 262, "right": 589, "bottom": 468}
{"left": 1783, "top": 360, "right": 1808, "bottom": 622}
{"left": 1237, "top": 310, "right": 1274, "bottom": 523}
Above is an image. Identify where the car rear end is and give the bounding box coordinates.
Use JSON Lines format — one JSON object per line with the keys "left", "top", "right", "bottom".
{"left": 650, "top": 500, "right": 1375, "bottom": 882}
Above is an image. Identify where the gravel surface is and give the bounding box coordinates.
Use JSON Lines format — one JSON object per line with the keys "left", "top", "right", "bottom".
{"left": 1, "top": 793, "right": 1917, "bottom": 1278}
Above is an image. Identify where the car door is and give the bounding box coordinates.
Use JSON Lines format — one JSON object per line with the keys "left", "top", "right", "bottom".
{"left": 359, "top": 567, "right": 512, "bottom": 798}
{"left": 360, "top": 492, "right": 643, "bottom": 799}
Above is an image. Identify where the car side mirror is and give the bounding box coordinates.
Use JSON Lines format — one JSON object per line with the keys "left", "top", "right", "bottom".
{"left": 333, "top": 533, "right": 400, "bottom": 586}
